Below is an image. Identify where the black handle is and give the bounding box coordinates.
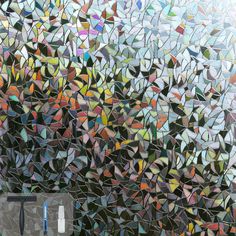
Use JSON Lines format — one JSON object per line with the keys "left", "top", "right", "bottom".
{"left": 19, "top": 201, "right": 25, "bottom": 236}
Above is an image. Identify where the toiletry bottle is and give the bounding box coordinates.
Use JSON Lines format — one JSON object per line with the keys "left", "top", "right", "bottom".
{"left": 43, "top": 201, "right": 48, "bottom": 235}
{"left": 58, "top": 205, "right": 65, "bottom": 233}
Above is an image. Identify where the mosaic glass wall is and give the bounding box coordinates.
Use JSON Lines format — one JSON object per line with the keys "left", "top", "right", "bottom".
{"left": 1, "top": 0, "right": 236, "bottom": 235}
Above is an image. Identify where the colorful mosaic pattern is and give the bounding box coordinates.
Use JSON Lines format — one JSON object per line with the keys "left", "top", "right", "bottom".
{"left": 1, "top": 0, "right": 236, "bottom": 235}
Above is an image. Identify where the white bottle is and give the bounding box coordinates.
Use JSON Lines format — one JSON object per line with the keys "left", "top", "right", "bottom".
{"left": 58, "top": 205, "right": 65, "bottom": 233}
